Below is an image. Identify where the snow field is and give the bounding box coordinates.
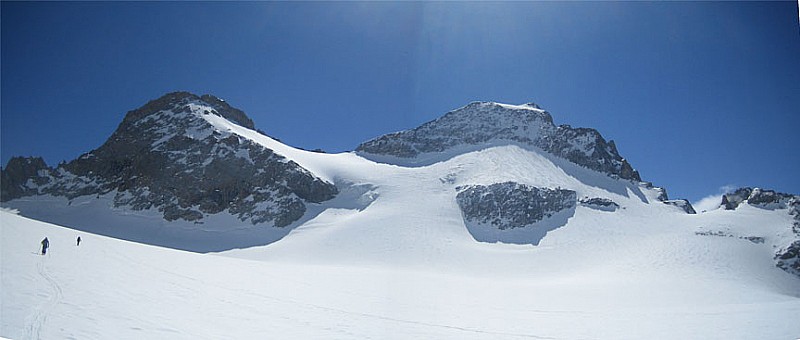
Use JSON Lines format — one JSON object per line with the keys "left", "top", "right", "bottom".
{"left": 3, "top": 210, "right": 800, "bottom": 339}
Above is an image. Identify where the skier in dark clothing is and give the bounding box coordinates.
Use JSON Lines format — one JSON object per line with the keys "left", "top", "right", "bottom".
{"left": 41, "top": 237, "right": 49, "bottom": 255}
{"left": 77, "top": 236, "right": 81, "bottom": 246}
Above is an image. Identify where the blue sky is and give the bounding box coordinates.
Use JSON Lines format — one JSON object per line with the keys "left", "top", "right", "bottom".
{"left": 2, "top": 1, "right": 799, "bottom": 203}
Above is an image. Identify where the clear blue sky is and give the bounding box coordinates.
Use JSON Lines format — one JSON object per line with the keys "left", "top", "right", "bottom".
{"left": 2, "top": 1, "right": 799, "bottom": 203}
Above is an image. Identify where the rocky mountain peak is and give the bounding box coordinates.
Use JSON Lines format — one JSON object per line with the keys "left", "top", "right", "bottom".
{"left": 356, "top": 101, "right": 640, "bottom": 181}
{"left": 1, "top": 92, "right": 338, "bottom": 230}
{"left": 120, "top": 91, "right": 255, "bottom": 130}
{"left": 455, "top": 101, "right": 554, "bottom": 124}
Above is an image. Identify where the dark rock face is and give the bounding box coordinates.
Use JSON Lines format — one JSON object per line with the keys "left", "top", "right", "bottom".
{"left": 455, "top": 182, "right": 576, "bottom": 230}
{"left": 654, "top": 187, "right": 669, "bottom": 202}
{"left": 775, "top": 240, "right": 800, "bottom": 276}
{"left": 356, "top": 102, "right": 640, "bottom": 181}
{"left": 747, "top": 188, "right": 795, "bottom": 207}
{"left": 0, "top": 92, "right": 337, "bottom": 227}
{"left": 721, "top": 188, "right": 752, "bottom": 210}
{"left": 783, "top": 199, "right": 800, "bottom": 276}
{"left": 1, "top": 157, "right": 54, "bottom": 201}
{"left": 722, "top": 187, "right": 795, "bottom": 210}
{"left": 579, "top": 197, "right": 619, "bottom": 212}
{"left": 662, "top": 199, "right": 697, "bottom": 214}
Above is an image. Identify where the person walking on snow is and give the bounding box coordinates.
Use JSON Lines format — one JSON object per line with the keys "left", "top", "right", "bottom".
{"left": 77, "top": 236, "right": 81, "bottom": 246}
{"left": 41, "top": 237, "right": 49, "bottom": 255}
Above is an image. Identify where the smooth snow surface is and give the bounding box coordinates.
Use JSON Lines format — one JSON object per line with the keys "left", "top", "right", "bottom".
{"left": 3, "top": 205, "right": 800, "bottom": 339}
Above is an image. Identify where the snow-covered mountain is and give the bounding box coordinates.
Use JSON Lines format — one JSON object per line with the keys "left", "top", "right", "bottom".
{"left": 2, "top": 92, "right": 799, "bottom": 338}
{"left": 1, "top": 92, "right": 339, "bottom": 250}
{"left": 356, "top": 101, "right": 640, "bottom": 181}
{"left": 2, "top": 92, "right": 337, "bottom": 224}
{"left": 1, "top": 92, "right": 798, "bottom": 271}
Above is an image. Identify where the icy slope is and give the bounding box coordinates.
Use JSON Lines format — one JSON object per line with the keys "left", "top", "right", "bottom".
{"left": 4, "top": 207, "right": 800, "bottom": 340}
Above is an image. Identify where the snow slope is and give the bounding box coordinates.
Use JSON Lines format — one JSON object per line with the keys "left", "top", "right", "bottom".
{"left": 3, "top": 98, "right": 800, "bottom": 338}
{"left": 3, "top": 208, "right": 800, "bottom": 340}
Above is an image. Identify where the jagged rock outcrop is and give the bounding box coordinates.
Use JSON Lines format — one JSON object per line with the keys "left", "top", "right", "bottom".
{"left": 663, "top": 199, "right": 696, "bottom": 214}
{"left": 718, "top": 187, "right": 800, "bottom": 277}
{"left": 356, "top": 102, "right": 640, "bottom": 181}
{"left": 722, "top": 187, "right": 796, "bottom": 210}
{"left": 747, "top": 188, "right": 796, "bottom": 208}
{"left": 1, "top": 156, "right": 55, "bottom": 201}
{"left": 0, "top": 92, "right": 338, "bottom": 227}
{"left": 455, "top": 182, "right": 576, "bottom": 230}
{"left": 778, "top": 198, "right": 800, "bottom": 276}
{"left": 775, "top": 240, "right": 800, "bottom": 276}
{"left": 721, "top": 188, "right": 751, "bottom": 210}
{"left": 579, "top": 197, "right": 619, "bottom": 212}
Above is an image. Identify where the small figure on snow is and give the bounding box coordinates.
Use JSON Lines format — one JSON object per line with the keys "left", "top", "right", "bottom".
{"left": 41, "top": 237, "right": 49, "bottom": 255}
{"left": 77, "top": 236, "right": 81, "bottom": 246}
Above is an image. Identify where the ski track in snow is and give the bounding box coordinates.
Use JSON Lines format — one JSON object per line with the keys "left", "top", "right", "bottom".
{"left": 24, "top": 257, "right": 63, "bottom": 340}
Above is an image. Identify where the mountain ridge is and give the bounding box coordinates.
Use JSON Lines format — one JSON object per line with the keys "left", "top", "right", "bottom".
{"left": 1, "top": 92, "right": 797, "bottom": 277}
{"left": 1, "top": 92, "right": 338, "bottom": 228}
{"left": 356, "top": 101, "right": 641, "bottom": 181}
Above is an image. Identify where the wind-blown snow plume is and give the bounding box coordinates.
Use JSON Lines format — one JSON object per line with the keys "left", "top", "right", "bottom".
{"left": 693, "top": 185, "right": 737, "bottom": 213}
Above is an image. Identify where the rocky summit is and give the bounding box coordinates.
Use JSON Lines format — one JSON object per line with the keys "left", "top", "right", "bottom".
{"left": 1, "top": 92, "right": 338, "bottom": 227}
{"left": 356, "top": 101, "right": 640, "bottom": 181}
